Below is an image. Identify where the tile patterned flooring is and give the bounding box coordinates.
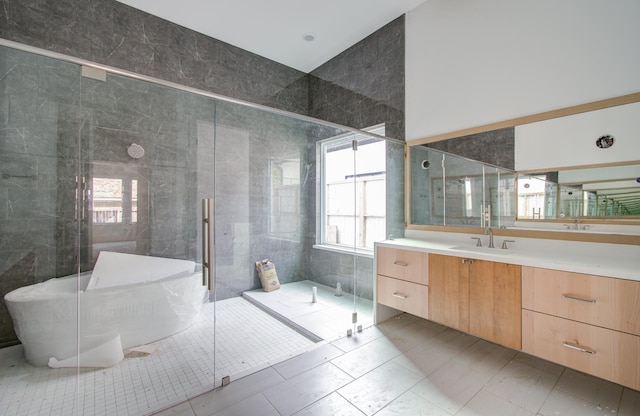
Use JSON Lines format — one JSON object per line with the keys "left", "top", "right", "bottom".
{"left": 155, "top": 313, "right": 640, "bottom": 416}
{"left": 0, "top": 296, "right": 316, "bottom": 416}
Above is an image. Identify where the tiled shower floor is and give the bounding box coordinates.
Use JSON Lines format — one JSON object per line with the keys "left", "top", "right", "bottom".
{"left": 243, "top": 280, "right": 374, "bottom": 342}
{"left": 0, "top": 285, "right": 352, "bottom": 416}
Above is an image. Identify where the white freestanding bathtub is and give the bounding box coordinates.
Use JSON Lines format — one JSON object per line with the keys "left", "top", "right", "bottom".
{"left": 4, "top": 252, "right": 207, "bottom": 367}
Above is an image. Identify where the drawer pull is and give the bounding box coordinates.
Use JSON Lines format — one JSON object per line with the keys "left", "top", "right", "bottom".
{"left": 392, "top": 292, "right": 408, "bottom": 299}
{"left": 393, "top": 261, "right": 408, "bottom": 267}
{"left": 562, "top": 294, "right": 596, "bottom": 304}
{"left": 563, "top": 342, "right": 596, "bottom": 355}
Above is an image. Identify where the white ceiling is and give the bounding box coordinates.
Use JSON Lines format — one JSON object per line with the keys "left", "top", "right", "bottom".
{"left": 116, "top": 0, "right": 426, "bottom": 73}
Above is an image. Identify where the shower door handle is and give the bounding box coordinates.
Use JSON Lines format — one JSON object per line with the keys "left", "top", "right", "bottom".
{"left": 202, "top": 198, "right": 214, "bottom": 290}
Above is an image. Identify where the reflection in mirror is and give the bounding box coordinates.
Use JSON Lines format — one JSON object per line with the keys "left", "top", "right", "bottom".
{"left": 269, "top": 158, "right": 301, "bottom": 241}
{"left": 517, "top": 174, "right": 558, "bottom": 220}
{"left": 409, "top": 146, "right": 516, "bottom": 227}
{"left": 517, "top": 163, "right": 640, "bottom": 220}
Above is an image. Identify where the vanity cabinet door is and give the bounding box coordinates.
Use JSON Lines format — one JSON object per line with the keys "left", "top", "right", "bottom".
{"left": 469, "top": 260, "right": 522, "bottom": 350}
{"left": 522, "top": 267, "right": 640, "bottom": 336}
{"left": 377, "top": 247, "right": 428, "bottom": 285}
{"left": 523, "top": 309, "right": 640, "bottom": 390}
{"left": 377, "top": 275, "right": 429, "bottom": 319}
{"left": 428, "top": 254, "right": 470, "bottom": 332}
{"left": 429, "top": 254, "right": 522, "bottom": 349}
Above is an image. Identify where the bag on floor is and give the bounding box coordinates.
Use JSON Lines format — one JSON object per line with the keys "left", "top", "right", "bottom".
{"left": 255, "top": 259, "right": 281, "bottom": 292}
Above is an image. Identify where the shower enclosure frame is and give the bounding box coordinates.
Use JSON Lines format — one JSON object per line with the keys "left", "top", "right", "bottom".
{"left": 0, "top": 37, "right": 404, "bottom": 415}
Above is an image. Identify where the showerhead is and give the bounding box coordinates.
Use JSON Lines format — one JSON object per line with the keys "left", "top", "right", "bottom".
{"left": 127, "top": 143, "right": 145, "bottom": 159}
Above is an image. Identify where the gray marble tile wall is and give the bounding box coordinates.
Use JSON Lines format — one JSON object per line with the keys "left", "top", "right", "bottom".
{"left": 0, "top": 0, "right": 308, "bottom": 115}
{"left": 308, "top": 16, "right": 405, "bottom": 141}
{"left": 213, "top": 101, "right": 318, "bottom": 299}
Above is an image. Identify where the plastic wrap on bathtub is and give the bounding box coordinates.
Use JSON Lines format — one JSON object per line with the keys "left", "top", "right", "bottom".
{"left": 86, "top": 251, "right": 196, "bottom": 291}
{"left": 4, "top": 269, "right": 206, "bottom": 367}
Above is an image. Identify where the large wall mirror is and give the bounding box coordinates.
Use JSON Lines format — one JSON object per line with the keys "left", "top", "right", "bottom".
{"left": 406, "top": 92, "right": 640, "bottom": 244}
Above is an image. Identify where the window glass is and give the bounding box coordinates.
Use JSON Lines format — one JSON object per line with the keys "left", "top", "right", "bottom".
{"left": 320, "top": 125, "right": 385, "bottom": 251}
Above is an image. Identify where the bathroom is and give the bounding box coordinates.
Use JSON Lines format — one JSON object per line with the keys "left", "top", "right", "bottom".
{"left": 1, "top": 0, "right": 640, "bottom": 415}
{"left": 0, "top": 1, "right": 410, "bottom": 413}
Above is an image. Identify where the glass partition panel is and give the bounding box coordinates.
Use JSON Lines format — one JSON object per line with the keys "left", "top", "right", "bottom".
{"left": 78, "top": 68, "right": 216, "bottom": 412}
{"left": 0, "top": 45, "right": 84, "bottom": 413}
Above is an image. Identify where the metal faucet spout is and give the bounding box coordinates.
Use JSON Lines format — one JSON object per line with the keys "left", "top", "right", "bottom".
{"left": 485, "top": 227, "right": 494, "bottom": 248}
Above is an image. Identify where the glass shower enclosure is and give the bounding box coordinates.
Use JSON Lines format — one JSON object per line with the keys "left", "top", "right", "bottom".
{"left": 0, "top": 41, "right": 403, "bottom": 415}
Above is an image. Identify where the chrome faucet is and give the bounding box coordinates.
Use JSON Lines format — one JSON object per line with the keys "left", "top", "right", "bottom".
{"left": 485, "top": 226, "right": 494, "bottom": 248}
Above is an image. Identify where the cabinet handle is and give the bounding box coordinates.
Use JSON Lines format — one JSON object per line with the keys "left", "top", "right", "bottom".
{"left": 461, "top": 259, "right": 473, "bottom": 265}
{"left": 563, "top": 342, "right": 596, "bottom": 355}
{"left": 392, "top": 292, "right": 408, "bottom": 299}
{"left": 393, "top": 261, "right": 408, "bottom": 267}
{"left": 562, "top": 294, "right": 596, "bottom": 304}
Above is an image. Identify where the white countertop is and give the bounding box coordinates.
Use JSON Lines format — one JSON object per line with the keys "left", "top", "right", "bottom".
{"left": 376, "top": 235, "right": 640, "bottom": 282}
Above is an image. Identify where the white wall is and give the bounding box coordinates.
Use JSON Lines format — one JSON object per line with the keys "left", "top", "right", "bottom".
{"left": 514, "top": 102, "right": 640, "bottom": 171}
{"left": 405, "top": 0, "right": 640, "bottom": 141}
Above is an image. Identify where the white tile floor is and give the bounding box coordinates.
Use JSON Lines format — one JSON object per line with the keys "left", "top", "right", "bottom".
{"left": 155, "top": 313, "right": 640, "bottom": 416}
{"left": 0, "top": 296, "right": 316, "bottom": 416}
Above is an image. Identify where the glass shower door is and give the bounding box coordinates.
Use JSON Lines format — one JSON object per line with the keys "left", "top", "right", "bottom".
{"left": 77, "top": 69, "right": 217, "bottom": 413}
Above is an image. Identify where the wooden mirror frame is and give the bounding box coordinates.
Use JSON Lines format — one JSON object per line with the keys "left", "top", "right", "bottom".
{"left": 405, "top": 92, "right": 640, "bottom": 245}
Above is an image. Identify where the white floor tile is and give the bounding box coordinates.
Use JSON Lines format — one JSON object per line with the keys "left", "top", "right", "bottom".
{"left": 391, "top": 336, "right": 462, "bottom": 378}
{"left": 338, "top": 361, "right": 424, "bottom": 416}
{"left": 188, "top": 366, "right": 284, "bottom": 415}
{"left": 538, "top": 389, "right": 619, "bottom": 416}
{"left": 554, "top": 368, "right": 623, "bottom": 410}
{"left": 484, "top": 359, "right": 560, "bottom": 412}
{"left": 293, "top": 392, "right": 365, "bottom": 416}
{"left": 330, "top": 338, "right": 402, "bottom": 378}
{"left": 331, "top": 326, "right": 385, "bottom": 353}
{"left": 457, "top": 390, "right": 535, "bottom": 416}
{"left": 375, "top": 390, "right": 452, "bottom": 416}
{"left": 618, "top": 388, "right": 640, "bottom": 416}
{"left": 153, "top": 401, "right": 196, "bottom": 416}
{"left": 212, "top": 393, "right": 280, "bottom": 416}
{"left": 381, "top": 322, "right": 447, "bottom": 352}
{"left": 409, "top": 340, "right": 514, "bottom": 415}
{"left": 263, "top": 362, "right": 353, "bottom": 416}
{"left": 512, "top": 352, "right": 565, "bottom": 377}
{"left": 273, "top": 343, "right": 344, "bottom": 379}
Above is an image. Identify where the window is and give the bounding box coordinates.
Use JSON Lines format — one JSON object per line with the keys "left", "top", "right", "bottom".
{"left": 318, "top": 125, "right": 386, "bottom": 254}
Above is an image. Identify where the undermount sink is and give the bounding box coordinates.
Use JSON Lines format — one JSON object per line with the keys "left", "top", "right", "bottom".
{"left": 449, "top": 245, "right": 515, "bottom": 255}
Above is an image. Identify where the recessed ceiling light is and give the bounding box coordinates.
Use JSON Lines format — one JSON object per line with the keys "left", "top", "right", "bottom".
{"left": 302, "top": 32, "right": 316, "bottom": 42}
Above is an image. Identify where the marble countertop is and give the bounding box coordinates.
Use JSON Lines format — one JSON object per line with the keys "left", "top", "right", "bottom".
{"left": 376, "top": 237, "right": 640, "bottom": 282}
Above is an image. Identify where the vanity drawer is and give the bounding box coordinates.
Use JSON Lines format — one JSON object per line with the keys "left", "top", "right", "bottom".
{"left": 377, "top": 275, "right": 428, "bottom": 319}
{"left": 377, "top": 247, "right": 428, "bottom": 285}
{"left": 522, "top": 266, "right": 640, "bottom": 335}
{"left": 522, "top": 310, "right": 640, "bottom": 390}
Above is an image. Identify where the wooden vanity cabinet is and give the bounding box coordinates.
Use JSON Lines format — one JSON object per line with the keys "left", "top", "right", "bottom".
{"left": 376, "top": 247, "right": 429, "bottom": 319}
{"left": 428, "top": 253, "right": 522, "bottom": 350}
{"left": 522, "top": 266, "right": 640, "bottom": 390}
